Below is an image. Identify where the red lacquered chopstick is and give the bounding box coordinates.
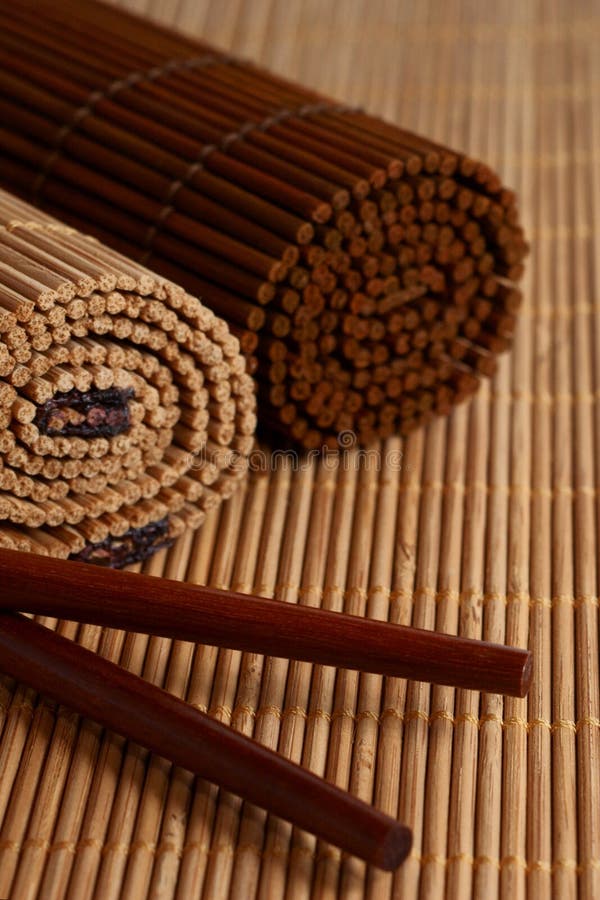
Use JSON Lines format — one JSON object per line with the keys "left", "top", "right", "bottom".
{"left": 0, "top": 548, "right": 532, "bottom": 696}
{"left": 0, "top": 612, "right": 411, "bottom": 870}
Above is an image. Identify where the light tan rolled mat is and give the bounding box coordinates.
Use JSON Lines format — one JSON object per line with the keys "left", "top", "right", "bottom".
{"left": 0, "top": 189, "right": 256, "bottom": 566}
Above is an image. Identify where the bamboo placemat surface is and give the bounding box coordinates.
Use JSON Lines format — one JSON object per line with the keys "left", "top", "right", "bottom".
{"left": 0, "top": 0, "right": 599, "bottom": 897}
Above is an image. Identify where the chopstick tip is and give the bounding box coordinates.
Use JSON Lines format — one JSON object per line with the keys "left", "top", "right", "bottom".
{"left": 375, "top": 822, "right": 413, "bottom": 871}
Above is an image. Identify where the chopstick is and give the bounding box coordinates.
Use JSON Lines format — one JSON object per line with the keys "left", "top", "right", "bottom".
{"left": 0, "top": 548, "right": 532, "bottom": 695}
{"left": 0, "top": 612, "right": 411, "bottom": 870}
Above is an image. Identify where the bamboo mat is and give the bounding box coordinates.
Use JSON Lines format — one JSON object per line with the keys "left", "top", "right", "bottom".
{"left": 0, "top": 0, "right": 599, "bottom": 897}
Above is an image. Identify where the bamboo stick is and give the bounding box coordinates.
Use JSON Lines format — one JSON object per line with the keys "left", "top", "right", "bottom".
{"left": 569, "top": 38, "right": 600, "bottom": 900}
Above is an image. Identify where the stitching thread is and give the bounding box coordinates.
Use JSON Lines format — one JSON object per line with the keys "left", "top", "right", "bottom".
{"left": 186, "top": 701, "right": 599, "bottom": 733}
{"left": 2, "top": 836, "right": 597, "bottom": 874}
{"left": 30, "top": 56, "right": 359, "bottom": 263}
{"left": 268, "top": 583, "right": 599, "bottom": 611}
{"left": 3, "top": 689, "right": 596, "bottom": 733}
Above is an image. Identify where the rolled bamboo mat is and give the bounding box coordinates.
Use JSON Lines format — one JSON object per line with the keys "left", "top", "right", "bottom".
{"left": 0, "top": 1, "right": 599, "bottom": 900}
{"left": 0, "top": 189, "right": 255, "bottom": 565}
{"left": 0, "top": 0, "right": 528, "bottom": 449}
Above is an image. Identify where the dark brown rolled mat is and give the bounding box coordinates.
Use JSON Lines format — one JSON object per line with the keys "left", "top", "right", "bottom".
{"left": 0, "top": 0, "right": 527, "bottom": 449}
{"left": 0, "top": 190, "right": 256, "bottom": 566}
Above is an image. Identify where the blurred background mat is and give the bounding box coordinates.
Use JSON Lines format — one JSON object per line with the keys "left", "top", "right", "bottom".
{"left": 0, "top": 0, "right": 599, "bottom": 898}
